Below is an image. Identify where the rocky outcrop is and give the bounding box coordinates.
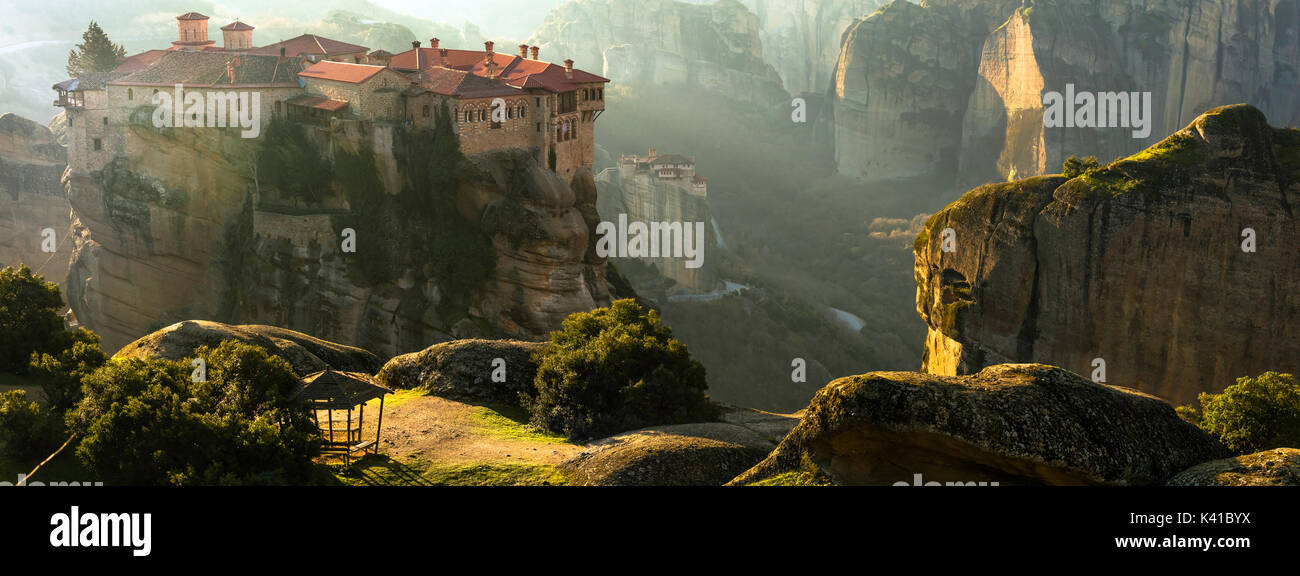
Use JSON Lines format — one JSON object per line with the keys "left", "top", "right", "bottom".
{"left": 65, "top": 119, "right": 613, "bottom": 356}
{"left": 914, "top": 104, "right": 1300, "bottom": 406}
{"left": 113, "top": 319, "right": 382, "bottom": 376}
{"left": 828, "top": 0, "right": 1300, "bottom": 182}
{"left": 528, "top": 0, "right": 788, "bottom": 104}
{"left": 730, "top": 364, "right": 1228, "bottom": 486}
{"left": 0, "top": 114, "right": 71, "bottom": 290}
{"left": 562, "top": 421, "right": 775, "bottom": 486}
{"left": 376, "top": 338, "right": 546, "bottom": 406}
{"left": 1167, "top": 448, "right": 1300, "bottom": 486}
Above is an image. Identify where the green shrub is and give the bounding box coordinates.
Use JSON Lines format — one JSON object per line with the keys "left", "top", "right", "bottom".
{"left": 1178, "top": 372, "right": 1300, "bottom": 454}
{"left": 28, "top": 329, "right": 109, "bottom": 414}
{"left": 0, "top": 390, "right": 62, "bottom": 460}
{"left": 67, "top": 340, "right": 319, "bottom": 485}
{"left": 523, "top": 299, "right": 716, "bottom": 440}
{"left": 1061, "top": 155, "right": 1100, "bottom": 178}
{"left": 0, "top": 265, "right": 70, "bottom": 373}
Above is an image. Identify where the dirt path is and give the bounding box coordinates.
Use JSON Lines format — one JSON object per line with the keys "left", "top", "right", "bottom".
{"left": 346, "top": 392, "right": 583, "bottom": 469}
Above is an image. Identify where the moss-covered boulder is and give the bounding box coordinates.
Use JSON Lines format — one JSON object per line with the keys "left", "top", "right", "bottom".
{"left": 113, "top": 320, "right": 382, "bottom": 375}
{"left": 376, "top": 339, "right": 546, "bottom": 406}
{"left": 1167, "top": 448, "right": 1300, "bottom": 486}
{"left": 729, "top": 363, "right": 1228, "bottom": 486}
{"left": 562, "top": 422, "right": 775, "bottom": 486}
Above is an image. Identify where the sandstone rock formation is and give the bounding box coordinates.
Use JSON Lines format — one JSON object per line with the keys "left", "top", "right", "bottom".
{"left": 739, "top": 0, "right": 888, "bottom": 95}
{"left": 826, "top": 0, "right": 1017, "bottom": 180}
{"left": 562, "top": 421, "right": 775, "bottom": 486}
{"left": 595, "top": 164, "right": 720, "bottom": 295}
{"left": 0, "top": 114, "right": 71, "bottom": 291}
{"left": 113, "top": 319, "right": 382, "bottom": 375}
{"left": 914, "top": 104, "right": 1300, "bottom": 406}
{"left": 828, "top": 0, "right": 1300, "bottom": 182}
{"left": 959, "top": 0, "right": 1300, "bottom": 185}
{"left": 528, "top": 0, "right": 788, "bottom": 105}
{"left": 377, "top": 338, "right": 546, "bottom": 406}
{"left": 1167, "top": 448, "right": 1300, "bottom": 486}
{"left": 730, "top": 364, "right": 1228, "bottom": 486}
{"left": 64, "top": 119, "right": 613, "bottom": 356}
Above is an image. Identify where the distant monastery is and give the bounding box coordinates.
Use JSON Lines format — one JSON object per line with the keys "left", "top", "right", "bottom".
{"left": 53, "top": 11, "right": 610, "bottom": 178}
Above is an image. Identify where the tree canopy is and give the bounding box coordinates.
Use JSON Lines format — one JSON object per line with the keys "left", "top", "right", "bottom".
{"left": 66, "top": 21, "right": 126, "bottom": 77}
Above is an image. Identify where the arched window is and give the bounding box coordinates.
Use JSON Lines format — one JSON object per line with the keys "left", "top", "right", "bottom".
{"left": 519, "top": 106, "right": 526, "bottom": 119}
{"left": 127, "top": 88, "right": 133, "bottom": 101}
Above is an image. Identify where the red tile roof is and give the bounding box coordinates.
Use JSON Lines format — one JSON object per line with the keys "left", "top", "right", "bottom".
{"left": 407, "top": 67, "right": 520, "bottom": 99}
{"left": 221, "top": 20, "right": 254, "bottom": 31}
{"left": 390, "top": 47, "right": 607, "bottom": 95}
{"left": 249, "top": 34, "right": 368, "bottom": 58}
{"left": 177, "top": 12, "right": 208, "bottom": 21}
{"left": 114, "top": 49, "right": 168, "bottom": 74}
{"left": 299, "top": 61, "right": 389, "bottom": 84}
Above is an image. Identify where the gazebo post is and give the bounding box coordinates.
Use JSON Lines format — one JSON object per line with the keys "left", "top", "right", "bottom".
{"left": 374, "top": 396, "right": 385, "bottom": 455}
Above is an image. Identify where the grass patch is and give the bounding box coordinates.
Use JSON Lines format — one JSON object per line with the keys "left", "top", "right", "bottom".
{"left": 467, "top": 404, "right": 573, "bottom": 445}
{"left": 329, "top": 454, "right": 570, "bottom": 486}
{"left": 361, "top": 388, "right": 426, "bottom": 411}
{"left": 747, "top": 470, "right": 834, "bottom": 486}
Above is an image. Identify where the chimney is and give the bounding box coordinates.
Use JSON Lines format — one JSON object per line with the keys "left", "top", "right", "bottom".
{"left": 519, "top": 44, "right": 529, "bottom": 59}
{"left": 412, "top": 40, "right": 422, "bottom": 70}
{"left": 227, "top": 62, "right": 236, "bottom": 83}
{"left": 530, "top": 46, "right": 539, "bottom": 60}
{"left": 564, "top": 58, "right": 574, "bottom": 79}
{"left": 439, "top": 48, "right": 448, "bottom": 66}
{"left": 430, "top": 37, "right": 440, "bottom": 50}
{"left": 484, "top": 41, "right": 494, "bottom": 58}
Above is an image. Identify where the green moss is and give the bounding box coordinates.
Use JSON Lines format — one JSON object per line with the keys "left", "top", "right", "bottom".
{"left": 939, "top": 300, "right": 971, "bottom": 335}
{"left": 330, "top": 454, "right": 570, "bottom": 486}
{"left": 747, "top": 470, "right": 833, "bottom": 486}
{"left": 466, "top": 404, "right": 574, "bottom": 445}
{"left": 1126, "top": 132, "right": 1202, "bottom": 166}
{"left": 912, "top": 225, "right": 930, "bottom": 254}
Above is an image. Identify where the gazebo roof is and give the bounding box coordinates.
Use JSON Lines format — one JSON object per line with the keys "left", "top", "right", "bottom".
{"left": 293, "top": 370, "right": 391, "bottom": 409}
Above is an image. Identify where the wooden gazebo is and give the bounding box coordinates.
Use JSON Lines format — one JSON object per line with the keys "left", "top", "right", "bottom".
{"left": 293, "top": 370, "right": 391, "bottom": 465}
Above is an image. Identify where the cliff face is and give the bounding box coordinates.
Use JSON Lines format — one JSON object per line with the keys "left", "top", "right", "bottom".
{"left": 0, "top": 114, "right": 71, "bottom": 289}
{"left": 914, "top": 104, "right": 1300, "bottom": 407}
{"left": 829, "top": 0, "right": 1300, "bottom": 183}
{"left": 528, "top": 0, "right": 788, "bottom": 104}
{"left": 739, "top": 0, "right": 888, "bottom": 95}
{"left": 65, "top": 121, "right": 612, "bottom": 356}
{"left": 959, "top": 0, "right": 1300, "bottom": 185}
{"left": 827, "top": 0, "right": 1018, "bottom": 180}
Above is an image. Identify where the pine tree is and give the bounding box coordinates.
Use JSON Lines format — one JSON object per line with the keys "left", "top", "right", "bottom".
{"left": 66, "top": 21, "right": 126, "bottom": 77}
